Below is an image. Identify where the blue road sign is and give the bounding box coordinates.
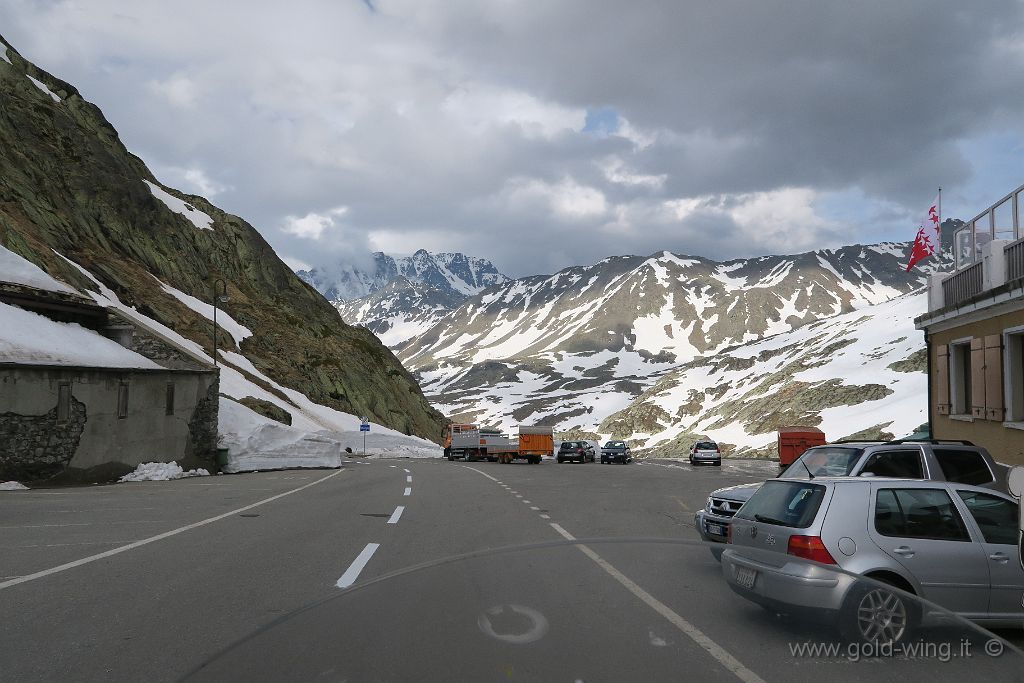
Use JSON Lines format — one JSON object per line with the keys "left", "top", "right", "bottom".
{"left": 360, "top": 424, "right": 370, "bottom": 432}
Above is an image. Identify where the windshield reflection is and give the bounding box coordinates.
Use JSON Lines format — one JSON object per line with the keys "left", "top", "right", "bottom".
{"left": 185, "top": 539, "right": 1022, "bottom": 683}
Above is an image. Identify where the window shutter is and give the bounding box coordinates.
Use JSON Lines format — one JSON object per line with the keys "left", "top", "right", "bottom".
{"left": 971, "top": 338, "right": 986, "bottom": 419}
{"left": 936, "top": 344, "right": 950, "bottom": 415}
{"left": 984, "top": 334, "right": 1004, "bottom": 421}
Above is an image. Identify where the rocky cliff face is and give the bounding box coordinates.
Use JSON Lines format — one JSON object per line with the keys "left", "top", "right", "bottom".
{"left": 0, "top": 36, "right": 443, "bottom": 441}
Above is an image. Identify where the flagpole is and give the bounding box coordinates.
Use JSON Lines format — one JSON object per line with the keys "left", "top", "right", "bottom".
{"left": 937, "top": 186, "right": 942, "bottom": 256}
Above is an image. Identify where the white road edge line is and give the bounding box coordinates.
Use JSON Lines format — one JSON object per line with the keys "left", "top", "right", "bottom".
{"left": 0, "top": 469, "right": 345, "bottom": 592}
{"left": 336, "top": 542, "right": 380, "bottom": 588}
{"left": 387, "top": 506, "right": 405, "bottom": 525}
{"left": 461, "top": 466, "right": 499, "bottom": 483}
{"left": 546, "top": 522, "right": 765, "bottom": 683}
{"left": 403, "top": 487, "right": 412, "bottom": 496}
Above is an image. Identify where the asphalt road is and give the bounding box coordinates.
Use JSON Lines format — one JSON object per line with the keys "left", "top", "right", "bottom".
{"left": 1, "top": 457, "right": 1021, "bottom": 682}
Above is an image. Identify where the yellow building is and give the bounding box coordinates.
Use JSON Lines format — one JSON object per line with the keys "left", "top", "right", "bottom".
{"left": 916, "top": 183, "right": 1024, "bottom": 466}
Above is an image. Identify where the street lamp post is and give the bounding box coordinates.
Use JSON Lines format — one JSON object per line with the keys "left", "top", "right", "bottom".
{"left": 212, "top": 278, "right": 228, "bottom": 366}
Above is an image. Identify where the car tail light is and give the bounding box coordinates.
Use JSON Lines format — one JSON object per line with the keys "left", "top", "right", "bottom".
{"left": 786, "top": 535, "right": 837, "bottom": 565}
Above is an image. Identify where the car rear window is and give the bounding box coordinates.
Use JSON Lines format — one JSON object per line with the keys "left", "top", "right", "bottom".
{"left": 735, "top": 481, "right": 827, "bottom": 529}
{"left": 781, "top": 447, "right": 863, "bottom": 478}
{"left": 695, "top": 441, "right": 717, "bottom": 450}
{"left": 958, "top": 490, "right": 1019, "bottom": 545}
{"left": 934, "top": 449, "right": 993, "bottom": 486}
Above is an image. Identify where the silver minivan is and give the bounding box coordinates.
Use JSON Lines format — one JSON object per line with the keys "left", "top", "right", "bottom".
{"left": 721, "top": 477, "right": 1024, "bottom": 643}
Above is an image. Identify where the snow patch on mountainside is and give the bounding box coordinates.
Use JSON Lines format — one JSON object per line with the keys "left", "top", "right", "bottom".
{"left": 633, "top": 291, "right": 928, "bottom": 454}
{"left": 143, "top": 180, "right": 214, "bottom": 230}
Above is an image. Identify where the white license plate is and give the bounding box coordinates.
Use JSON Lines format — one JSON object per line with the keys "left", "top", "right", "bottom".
{"left": 707, "top": 523, "right": 727, "bottom": 537}
{"left": 734, "top": 566, "right": 757, "bottom": 590}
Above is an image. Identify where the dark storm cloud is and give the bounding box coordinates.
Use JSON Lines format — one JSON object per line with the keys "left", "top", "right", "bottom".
{"left": 3, "top": 0, "right": 1023, "bottom": 276}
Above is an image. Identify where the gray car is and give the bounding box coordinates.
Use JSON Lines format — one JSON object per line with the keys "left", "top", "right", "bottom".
{"left": 689, "top": 440, "right": 721, "bottom": 466}
{"left": 695, "top": 440, "right": 1008, "bottom": 553}
{"left": 721, "top": 477, "right": 1024, "bottom": 644}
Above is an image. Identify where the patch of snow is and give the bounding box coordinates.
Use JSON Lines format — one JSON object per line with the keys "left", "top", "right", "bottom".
{"left": 0, "top": 44, "right": 11, "bottom": 65}
{"left": 26, "top": 74, "right": 60, "bottom": 102}
{"left": 0, "top": 245, "right": 77, "bottom": 293}
{"left": 157, "top": 278, "right": 252, "bottom": 346}
{"left": 0, "top": 301, "right": 161, "bottom": 368}
{"left": 218, "top": 397, "right": 343, "bottom": 473}
{"left": 1, "top": 481, "right": 28, "bottom": 491}
{"left": 143, "top": 180, "right": 214, "bottom": 230}
{"left": 118, "top": 462, "right": 210, "bottom": 482}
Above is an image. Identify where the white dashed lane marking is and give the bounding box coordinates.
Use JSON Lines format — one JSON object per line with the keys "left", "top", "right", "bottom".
{"left": 403, "top": 487, "right": 411, "bottom": 496}
{"left": 387, "top": 506, "right": 405, "bottom": 525}
{"left": 336, "top": 543, "right": 380, "bottom": 588}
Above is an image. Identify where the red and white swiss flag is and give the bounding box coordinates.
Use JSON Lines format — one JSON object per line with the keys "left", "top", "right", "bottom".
{"left": 906, "top": 192, "right": 942, "bottom": 272}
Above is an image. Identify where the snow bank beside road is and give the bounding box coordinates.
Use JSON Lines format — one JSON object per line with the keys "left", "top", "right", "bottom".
{"left": 218, "top": 398, "right": 343, "bottom": 473}
{"left": 1, "top": 481, "right": 29, "bottom": 490}
{"left": 119, "top": 462, "right": 210, "bottom": 482}
{"left": 218, "top": 398, "right": 442, "bottom": 470}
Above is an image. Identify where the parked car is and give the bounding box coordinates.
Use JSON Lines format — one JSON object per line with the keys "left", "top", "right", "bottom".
{"left": 600, "top": 441, "right": 632, "bottom": 464}
{"left": 721, "top": 477, "right": 1024, "bottom": 643}
{"left": 689, "top": 440, "right": 721, "bottom": 466}
{"left": 695, "top": 440, "right": 1008, "bottom": 556}
{"left": 557, "top": 440, "right": 595, "bottom": 463}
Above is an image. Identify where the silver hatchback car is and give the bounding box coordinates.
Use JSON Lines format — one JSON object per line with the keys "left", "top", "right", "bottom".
{"left": 721, "top": 477, "right": 1024, "bottom": 643}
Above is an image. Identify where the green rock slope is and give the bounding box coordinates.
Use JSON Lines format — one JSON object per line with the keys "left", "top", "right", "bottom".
{"left": 0, "top": 36, "right": 443, "bottom": 441}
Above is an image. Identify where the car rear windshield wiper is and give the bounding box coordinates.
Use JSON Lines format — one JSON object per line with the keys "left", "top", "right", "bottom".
{"left": 754, "top": 514, "right": 789, "bottom": 526}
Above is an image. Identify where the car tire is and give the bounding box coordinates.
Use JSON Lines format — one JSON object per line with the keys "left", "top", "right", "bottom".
{"left": 557, "top": 457, "right": 563, "bottom": 464}
{"left": 839, "top": 578, "right": 919, "bottom": 645}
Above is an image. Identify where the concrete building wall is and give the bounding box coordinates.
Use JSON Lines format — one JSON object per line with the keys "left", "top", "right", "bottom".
{"left": 0, "top": 366, "right": 218, "bottom": 480}
{"left": 929, "top": 307, "right": 1024, "bottom": 466}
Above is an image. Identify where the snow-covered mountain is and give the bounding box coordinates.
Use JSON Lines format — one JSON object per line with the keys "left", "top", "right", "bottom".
{"left": 299, "top": 249, "right": 509, "bottom": 346}
{"left": 298, "top": 250, "right": 508, "bottom": 302}
{"left": 602, "top": 291, "right": 928, "bottom": 456}
{"left": 335, "top": 277, "right": 466, "bottom": 348}
{"left": 399, "top": 242, "right": 949, "bottom": 450}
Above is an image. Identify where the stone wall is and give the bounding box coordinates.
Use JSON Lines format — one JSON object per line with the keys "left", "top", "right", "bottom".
{"left": 0, "top": 396, "right": 86, "bottom": 479}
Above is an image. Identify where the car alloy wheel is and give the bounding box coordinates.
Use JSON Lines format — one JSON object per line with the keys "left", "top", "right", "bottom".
{"left": 844, "top": 585, "right": 912, "bottom": 645}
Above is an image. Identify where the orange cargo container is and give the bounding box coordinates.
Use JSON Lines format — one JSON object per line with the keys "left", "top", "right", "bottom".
{"left": 495, "top": 426, "right": 553, "bottom": 464}
{"left": 777, "top": 426, "right": 826, "bottom": 468}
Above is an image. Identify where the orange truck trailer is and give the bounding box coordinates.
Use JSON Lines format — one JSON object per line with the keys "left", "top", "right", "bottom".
{"left": 496, "top": 426, "right": 554, "bottom": 465}
{"left": 777, "top": 426, "right": 826, "bottom": 469}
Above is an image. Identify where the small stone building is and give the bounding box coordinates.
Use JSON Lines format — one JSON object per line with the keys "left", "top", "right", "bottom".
{"left": 0, "top": 277, "right": 219, "bottom": 481}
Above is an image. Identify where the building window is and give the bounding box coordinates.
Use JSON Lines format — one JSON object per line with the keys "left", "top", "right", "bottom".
{"left": 1006, "top": 330, "right": 1024, "bottom": 422}
{"left": 117, "top": 383, "right": 129, "bottom": 419}
{"left": 166, "top": 383, "right": 175, "bottom": 416}
{"left": 949, "top": 340, "right": 972, "bottom": 416}
{"left": 57, "top": 382, "right": 72, "bottom": 423}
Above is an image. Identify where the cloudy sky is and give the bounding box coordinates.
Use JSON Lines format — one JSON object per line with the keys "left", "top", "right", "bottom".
{"left": 4, "top": 1, "right": 1024, "bottom": 276}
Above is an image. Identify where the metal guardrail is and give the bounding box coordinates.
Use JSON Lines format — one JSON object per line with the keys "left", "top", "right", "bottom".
{"left": 942, "top": 261, "right": 983, "bottom": 307}
{"left": 1007, "top": 237, "right": 1024, "bottom": 282}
